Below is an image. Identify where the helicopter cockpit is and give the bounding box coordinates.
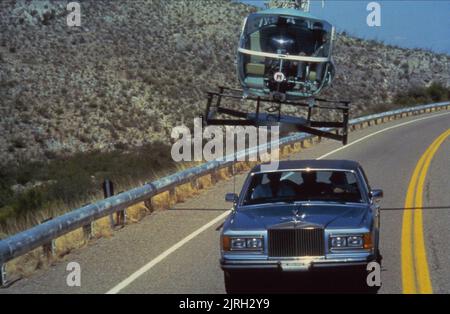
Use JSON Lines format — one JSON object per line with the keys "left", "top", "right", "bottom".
{"left": 237, "top": 11, "right": 335, "bottom": 100}
{"left": 203, "top": 5, "right": 351, "bottom": 146}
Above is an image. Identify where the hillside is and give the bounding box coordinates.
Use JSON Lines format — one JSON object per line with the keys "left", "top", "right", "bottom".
{"left": 0, "top": 0, "right": 449, "bottom": 167}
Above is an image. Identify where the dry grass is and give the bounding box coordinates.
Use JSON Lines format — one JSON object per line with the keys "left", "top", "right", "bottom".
{"left": 126, "top": 202, "right": 151, "bottom": 223}
{"left": 55, "top": 228, "right": 87, "bottom": 257}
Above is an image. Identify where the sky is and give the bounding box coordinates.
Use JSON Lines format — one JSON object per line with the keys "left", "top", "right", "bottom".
{"left": 240, "top": 0, "right": 450, "bottom": 54}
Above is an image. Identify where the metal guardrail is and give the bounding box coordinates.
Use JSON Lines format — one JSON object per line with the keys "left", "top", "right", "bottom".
{"left": 0, "top": 101, "right": 449, "bottom": 279}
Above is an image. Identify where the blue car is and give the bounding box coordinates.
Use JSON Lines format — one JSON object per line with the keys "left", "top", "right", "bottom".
{"left": 220, "top": 160, "right": 383, "bottom": 293}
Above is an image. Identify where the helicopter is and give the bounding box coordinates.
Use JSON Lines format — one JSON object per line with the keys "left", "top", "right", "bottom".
{"left": 203, "top": 0, "right": 350, "bottom": 145}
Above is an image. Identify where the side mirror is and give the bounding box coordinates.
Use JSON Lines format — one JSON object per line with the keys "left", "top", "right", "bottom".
{"left": 225, "top": 193, "right": 238, "bottom": 203}
{"left": 370, "top": 189, "right": 384, "bottom": 199}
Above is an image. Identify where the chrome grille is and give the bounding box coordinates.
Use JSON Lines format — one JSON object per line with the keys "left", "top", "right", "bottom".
{"left": 268, "top": 228, "right": 325, "bottom": 257}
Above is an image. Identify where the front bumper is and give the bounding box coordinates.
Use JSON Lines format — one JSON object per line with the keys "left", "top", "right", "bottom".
{"left": 220, "top": 256, "right": 374, "bottom": 272}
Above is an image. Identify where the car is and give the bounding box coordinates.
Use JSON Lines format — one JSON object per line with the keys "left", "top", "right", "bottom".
{"left": 220, "top": 160, "right": 383, "bottom": 293}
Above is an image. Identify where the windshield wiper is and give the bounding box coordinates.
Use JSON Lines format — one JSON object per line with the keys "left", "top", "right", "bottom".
{"left": 244, "top": 199, "right": 305, "bottom": 206}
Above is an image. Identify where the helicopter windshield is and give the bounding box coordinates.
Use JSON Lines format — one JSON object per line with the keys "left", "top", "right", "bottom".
{"left": 242, "top": 14, "right": 333, "bottom": 58}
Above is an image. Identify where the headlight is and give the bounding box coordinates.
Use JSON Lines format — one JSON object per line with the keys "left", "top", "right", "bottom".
{"left": 330, "top": 236, "right": 347, "bottom": 248}
{"left": 330, "top": 233, "right": 372, "bottom": 250}
{"left": 222, "top": 236, "right": 263, "bottom": 251}
{"left": 348, "top": 236, "right": 363, "bottom": 247}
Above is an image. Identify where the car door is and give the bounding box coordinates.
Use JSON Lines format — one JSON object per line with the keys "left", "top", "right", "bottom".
{"left": 358, "top": 166, "right": 381, "bottom": 244}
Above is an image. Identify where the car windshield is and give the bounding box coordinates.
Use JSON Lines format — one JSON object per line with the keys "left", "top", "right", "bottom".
{"left": 242, "top": 14, "right": 332, "bottom": 57}
{"left": 243, "top": 170, "right": 364, "bottom": 205}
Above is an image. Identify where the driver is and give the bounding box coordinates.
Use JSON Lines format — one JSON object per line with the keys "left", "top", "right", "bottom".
{"left": 329, "top": 171, "right": 348, "bottom": 193}
{"left": 252, "top": 172, "right": 297, "bottom": 199}
{"left": 311, "top": 21, "right": 329, "bottom": 58}
{"left": 329, "top": 171, "right": 358, "bottom": 194}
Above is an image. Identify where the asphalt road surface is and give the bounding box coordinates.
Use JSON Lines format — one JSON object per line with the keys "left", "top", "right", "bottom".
{"left": 2, "top": 110, "right": 450, "bottom": 294}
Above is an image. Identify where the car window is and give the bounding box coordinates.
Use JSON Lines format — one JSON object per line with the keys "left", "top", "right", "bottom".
{"left": 244, "top": 170, "right": 364, "bottom": 205}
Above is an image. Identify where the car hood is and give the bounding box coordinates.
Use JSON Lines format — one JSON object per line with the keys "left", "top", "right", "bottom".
{"left": 227, "top": 203, "right": 370, "bottom": 230}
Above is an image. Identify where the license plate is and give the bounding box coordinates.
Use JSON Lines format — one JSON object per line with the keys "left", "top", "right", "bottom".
{"left": 280, "top": 261, "right": 311, "bottom": 271}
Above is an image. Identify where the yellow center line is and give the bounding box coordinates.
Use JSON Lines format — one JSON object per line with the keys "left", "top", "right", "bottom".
{"left": 402, "top": 129, "right": 450, "bottom": 294}
{"left": 402, "top": 143, "right": 429, "bottom": 294}
{"left": 414, "top": 129, "right": 450, "bottom": 293}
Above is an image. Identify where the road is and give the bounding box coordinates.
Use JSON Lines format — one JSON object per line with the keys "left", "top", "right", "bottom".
{"left": 1, "top": 110, "right": 450, "bottom": 294}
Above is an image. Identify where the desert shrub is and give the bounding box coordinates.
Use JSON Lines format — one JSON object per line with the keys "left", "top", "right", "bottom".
{"left": 11, "top": 137, "right": 27, "bottom": 149}
{"left": 12, "top": 188, "right": 47, "bottom": 217}
{"left": 0, "top": 168, "right": 14, "bottom": 208}
{"left": 15, "top": 161, "right": 47, "bottom": 184}
{"left": 0, "top": 206, "right": 17, "bottom": 227}
{"left": 427, "top": 82, "right": 448, "bottom": 102}
{"left": 0, "top": 141, "right": 176, "bottom": 227}
{"left": 394, "top": 82, "right": 449, "bottom": 106}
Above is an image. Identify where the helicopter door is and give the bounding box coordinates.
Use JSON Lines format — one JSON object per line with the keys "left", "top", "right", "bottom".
{"left": 247, "top": 32, "right": 265, "bottom": 76}
{"left": 244, "top": 31, "right": 266, "bottom": 89}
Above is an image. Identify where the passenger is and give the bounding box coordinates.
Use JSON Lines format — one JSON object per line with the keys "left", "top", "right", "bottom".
{"left": 252, "top": 172, "right": 297, "bottom": 199}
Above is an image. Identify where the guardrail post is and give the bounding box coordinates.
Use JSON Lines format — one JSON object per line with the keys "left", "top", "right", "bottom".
{"left": 82, "top": 222, "right": 94, "bottom": 240}
{"left": 103, "top": 179, "right": 118, "bottom": 228}
{"left": 169, "top": 188, "right": 176, "bottom": 206}
{"left": 211, "top": 171, "right": 218, "bottom": 185}
{"left": 0, "top": 263, "right": 6, "bottom": 287}
{"left": 190, "top": 178, "right": 199, "bottom": 190}
{"left": 42, "top": 240, "right": 55, "bottom": 258}
{"left": 102, "top": 180, "right": 127, "bottom": 228}
{"left": 227, "top": 165, "right": 234, "bottom": 177}
{"left": 115, "top": 190, "right": 127, "bottom": 226}
{"left": 40, "top": 217, "right": 55, "bottom": 258}
{"left": 116, "top": 208, "right": 126, "bottom": 226}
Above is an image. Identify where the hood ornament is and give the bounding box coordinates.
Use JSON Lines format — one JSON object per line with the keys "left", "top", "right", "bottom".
{"left": 279, "top": 208, "right": 308, "bottom": 225}
{"left": 292, "top": 209, "right": 306, "bottom": 225}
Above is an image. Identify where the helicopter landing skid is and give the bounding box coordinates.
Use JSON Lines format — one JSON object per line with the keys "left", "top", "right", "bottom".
{"left": 203, "top": 87, "right": 350, "bottom": 145}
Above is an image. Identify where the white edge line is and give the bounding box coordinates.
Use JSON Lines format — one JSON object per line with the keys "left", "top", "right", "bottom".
{"left": 106, "top": 211, "right": 230, "bottom": 294}
{"left": 106, "top": 110, "right": 450, "bottom": 294}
